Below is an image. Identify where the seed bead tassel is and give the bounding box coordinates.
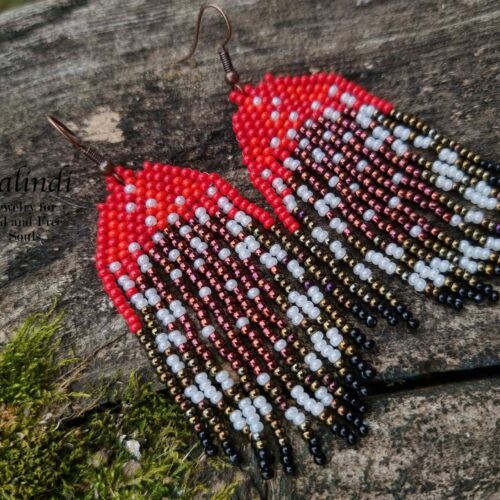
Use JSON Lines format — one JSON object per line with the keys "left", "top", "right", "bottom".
{"left": 96, "top": 162, "right": 400, "bottom": 477}
{"left": 145, "top": 245, "right": 297, "bottom": 472}
{"left": 137, "top": 327, "right": 220, "bottom": 456}
{"left": 230, "top": 72, "right": 499, "bottom": 306}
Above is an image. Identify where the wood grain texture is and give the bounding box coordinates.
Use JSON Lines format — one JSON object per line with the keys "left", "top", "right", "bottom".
{"left": 0, "top": 0, "right": 500, "bottom": 442}
{"left": 0, "top": 0, "right": 498, "bottom": 384}
{"left": 0, "top": 0, "right": 499, "bottom": 496}
{"left": 223, "top": 378, "right": 500, "bottom": 499}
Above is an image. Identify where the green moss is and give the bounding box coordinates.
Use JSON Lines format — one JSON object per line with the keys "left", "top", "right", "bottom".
{"left": 0, "top": 301, "right": 239, "bottom": 499}
{"left": 0, "top": 298, "right": 67, "bottom": 407}
{"left": 0, "top": 0, "right": 33, "bottom": 13}
{"left": 210, "top": 480, "right": 241, "bottom": 500}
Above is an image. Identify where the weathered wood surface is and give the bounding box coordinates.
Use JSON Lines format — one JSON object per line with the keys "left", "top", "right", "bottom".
{"left": 0, "top": 0, "right": 498, "bottom": 497}
{"left": 226, "top": 377, "right": 500, "bottom": 499}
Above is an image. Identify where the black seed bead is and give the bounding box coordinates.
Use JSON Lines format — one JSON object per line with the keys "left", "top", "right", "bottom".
{"left": 261, "top": 468, "right": 274, "bottom": 480}
{"left": 352, "top": 397, "right": 363, "bottom": 409}
{"left": 359, "top": 310, "right": 367, "bottom": 320}
{"left": 356, "top": 333, "right": 366, "bottom": 347}
{"left": 351, "top": 355, "right": 361, "bottom": 365}
{"left": 205, "top": 445, "right": 217, "bottom": 457}
{"left": 345, "top": 389, "right": 356, "bottom": 400}
{"left": 284, "top": 464, "right": 295, "bottom": 475}
{"left": 366, "top": 315, "right": 377, "bottom": 328}
{"left": 382, "top": 308, "right": 390, "bottom": 318}
{"left": 387, "top": 315, "right": 398, "bottom": 326}
{"left": 347, "top": 432, "right": 357, "bottom": 445}
{"left": 309, "top": 445, "right": 322, "bottom": 455}
{"left": 339, "top": 425, "right": 349, "bottom": 438}
{"left": 309, "top": 436, "right": 321, "bottom": 447}
{"left": 352, "top": 304, "right": 360, "bottom": 314}
{"left": 489, "top": 176, "right": 500, "bottom": 187}
{"left": 376, "top": 303, "right": 385, "bottom": 313}
{"left": 453, "top": 298, "right": 463, "bottom": 310}
{"left": 313, "top": 454, "right": 327, "bottom": 466}
{"left": 407, "top": 317, "right": 420, "bottom": 330}
{"left": 490, "top": 290, "right": 499, "bottom": 302}
{"left": 475, "top": 283, "right": 485, "bottom": 293}
{"left": 358, "top": 423, "right": 369, "bottom": 436}
{"left": 396, "top": 304, "right": 407, "bottom": 314}
{"left": 201, "top": 438, "right": 211, "bottom": 448}
{"left": 349, "top": 328, "right": 360, "bottom": 341}
{"left": 332, "top": 423, "right": 341, "bottom": 435}
{"left": 363, "top": 338, "right": 376, "bottom": 350}
{"left": 437, "top": 292, "right": 446, "bottom": 304}
{"left": 228, "top": 453, "right": 241, "bottom": 465}
{"left": 257, "top": 448, "right": 271, "bottom": 461}
{"left": 259, "top": 459, "right": 270, "bottom": 470}
{"left": 360, "top": 386, "right": 369, "bottom": 397}
{"left": 473, "top": 292, "right": 484, "bottom": 303}
{"left": 484, "top": 284, "right": 493, "bottom": 295}
{"left": 282, "top": 445, "right": 293, "bottom": 456}
{"left": 401, "top": 311, "right": 411, "bottom": 321}
{"left": 357, "top": 402, "right": 368, "bottom": 413}
{"left": 281, "top": 454, "right": 294, "bottom": 466}
{"left": 346, "top": 411, "right": 354, "bottom": 422}
{"left": 346, "top": 373, "right": 354, "bottom": 383}
{"left": 199, "top": 430, "right": 209, "bottom": 440}
{"left": 349, "top": 395, "right": 359, "bottom": 406}
{"left": 363, "top": 367, "right": 376, "bottom": 379}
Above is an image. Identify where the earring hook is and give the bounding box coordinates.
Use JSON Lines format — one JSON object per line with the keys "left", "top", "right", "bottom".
{"left": 177, "top": 3, "right": 243, "bottom": 92}
{"left": 177, "top": 3, "right": 232, "bottom": 63}
{"left": 47, "top": 115, "right": 124, "bottom": 184}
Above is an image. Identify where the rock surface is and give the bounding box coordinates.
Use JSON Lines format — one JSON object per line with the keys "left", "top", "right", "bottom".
{"left": 230, "top": 378, "right": 500, "bottom": 499}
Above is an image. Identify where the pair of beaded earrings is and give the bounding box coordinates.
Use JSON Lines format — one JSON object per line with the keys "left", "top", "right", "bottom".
{"left": 49, "top": 4, "right": 498, "bottom": 479}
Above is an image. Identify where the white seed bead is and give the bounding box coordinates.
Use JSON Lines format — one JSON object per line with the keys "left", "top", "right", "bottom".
{"left": 388, "top": 196, "right": 400, "bottom": 209}
{"left": 363, "top": 209, "right": 375, "bottom": 221}
{"left": 409, "top": 225, "right": 422, "bottom": 238}
{"left": 247, "top": 288, "right": 260, "bottom": 299}
{"left": 293, "top": 412, "right": 306, "bottom": 426}
{"left": 236, "top": 317, "right": 249, "bottom": 329}
{"left": 285, "top": 407, "right": 299, "bottom": 421}
{"left": 310, "top": 359, "right": 322, "bottom": 371}
{"left": 221, "top": 378, "right": 234, "bottom": 390}
{"left": 168, "top": 249, "right": 180, "bottom": 262}
{"left": 144, "top": 215, "right": 157, "bottom": 227}
{"left": 260, "top": 403, "right": 273, "bottom": 415}
{"left": 270, "top": 137, "right": 280, "bottom": 148}
{"left": 198, "top": 286, "right": 211, "bottom": 298}
{"left": 167, "top": 213, "right": 179, "bottom": 225}
{"left": 193, "top": 258, "right": 204, "bottom": 270}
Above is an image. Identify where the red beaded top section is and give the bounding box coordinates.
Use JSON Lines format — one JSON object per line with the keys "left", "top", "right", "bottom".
{"left": 95, "top": 162, "right": 275, "bottom": 333}
{"left": 229, "top": 72, "right": 393, "bottom": 231}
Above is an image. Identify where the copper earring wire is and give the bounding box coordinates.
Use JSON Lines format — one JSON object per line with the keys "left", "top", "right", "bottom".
{"left": 47, "top": 115, "right": 124, "bottom": 184}
{"left": 176, "top": 4, "right": 244, "bottom": 93}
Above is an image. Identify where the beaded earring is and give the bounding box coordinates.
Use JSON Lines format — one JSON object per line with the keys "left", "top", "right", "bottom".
{"left": 48, "top": 115, "right": 385, "bottom": 479}
{"left": 180, "top": 5, "right": 500, "bottom": 311}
